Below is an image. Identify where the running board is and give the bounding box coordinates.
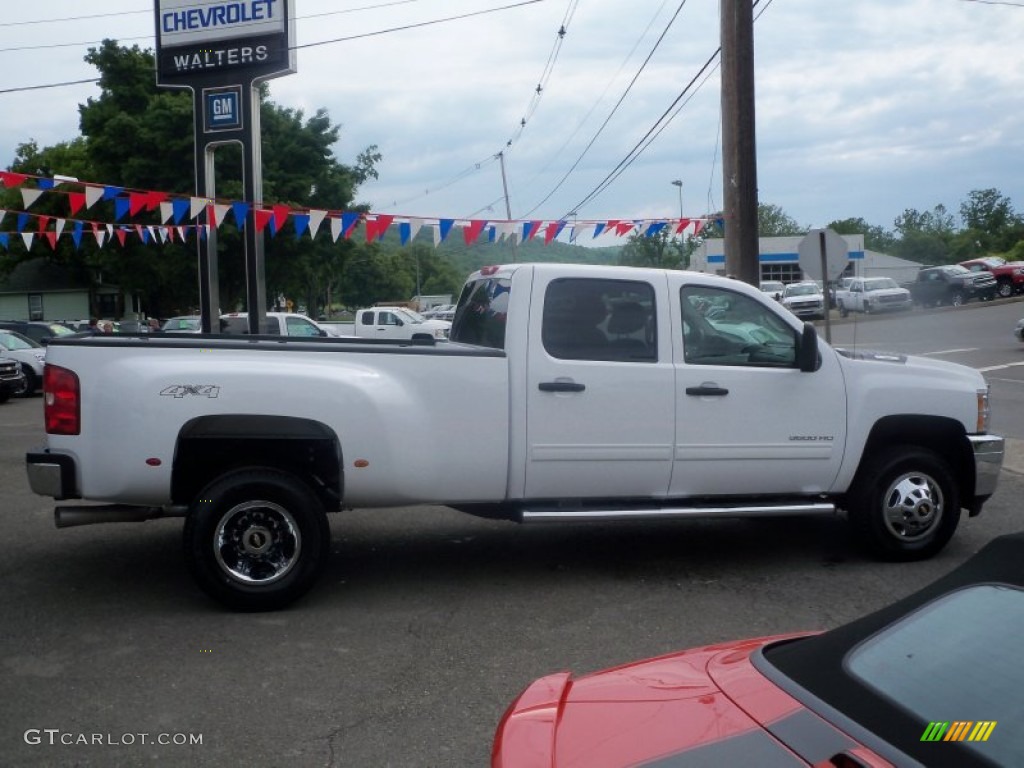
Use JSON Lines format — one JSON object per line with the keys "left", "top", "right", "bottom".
{"left": 520, "top": 501, "right": 836, "bottom": 523}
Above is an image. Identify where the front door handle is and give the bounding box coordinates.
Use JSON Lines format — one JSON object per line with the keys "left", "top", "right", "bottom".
{"left": 686, "top": 385, "right": 728, "bottom": 396}
{"left": 539, "top": 381, "right": 586, "bottom": 393}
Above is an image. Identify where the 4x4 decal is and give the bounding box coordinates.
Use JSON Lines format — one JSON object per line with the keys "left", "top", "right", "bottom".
{"left": 160, "top": 384, "right": 221, "bottom": 399}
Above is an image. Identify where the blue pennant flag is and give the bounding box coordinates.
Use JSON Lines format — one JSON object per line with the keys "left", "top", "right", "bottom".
{"left": 37, "top": 178, "right": 56, "bottom": 191}
{"left": 293, "top": 214, "right": 310, "bottom": 239}
{"left": 646, "top": 222, "right": 668, "bottom": 237}
{"left": 399, "top": 222, "right": 411, "bottom": 245}
{"left": 231, "top": 202, "right": 250, "bottom": 229}
{"left": 114, "top": 197, "right": 131, "bottom": 221}
{"left": 172, "top": 199, "right": 190, "bottom": 225}
{"left": 102, "top": 185, "right": 123, "bottom": 201}
{"left": 16, "top": 213, "right": 29, "bottom": 232}
{"left": 438, "top": 219, "right": 455, "bottom": 242}
{"left": 0, "top": 233, "right": 8, "bottom": 250}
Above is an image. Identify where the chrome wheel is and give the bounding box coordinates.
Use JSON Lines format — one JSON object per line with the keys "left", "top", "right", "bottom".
{"left": 214, "top": 500, "right": 301, "bottom": 585}
{"left": 881, "top": 471, "right": 943, "bottom": 542}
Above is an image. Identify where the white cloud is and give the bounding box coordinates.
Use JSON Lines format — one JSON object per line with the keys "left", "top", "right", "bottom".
{"left": 2, "top": 0, "right": 1023, "bottom": 234}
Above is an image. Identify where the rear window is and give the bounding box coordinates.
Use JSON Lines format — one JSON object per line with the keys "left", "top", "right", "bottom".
{"left": 847, "top": 584, "right": 1024, "bottom": 766}
{"left": 449, "top": 278, "right": 510, "bottom": 350}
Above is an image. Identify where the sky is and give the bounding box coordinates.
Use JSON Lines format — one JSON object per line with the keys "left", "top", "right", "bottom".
{"left": 2, "top": 0, "right": 1024, "bottom": 240}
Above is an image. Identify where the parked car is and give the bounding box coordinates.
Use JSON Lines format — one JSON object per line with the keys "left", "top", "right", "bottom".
{"left": 758, "top": 280, "right": 784, "bottom": 301}
{"left": 0, "top": 320, "right": 77, "bottom": 345}
{"left": 959, "top": 256, "right": 1024, "bottom": 298}
{"left": 780, "top": 281, "right": 825, "bottom": 320}
{"left": 1015, "top": 316, "right": 1024, "bottom": 342}
{"left": 0, "top": 357, "right": 25, "bottom": 403}
{"left": 835, "top": 276, "right": 913, "bottom": 317}
{"left": 161, "top": 316, "right": 202, "bottom": 334}
{"left": 219, "top": 311, "right": 327, "bottom": 337}
{"left": 903, "top": 265, "right": 997, "bottom": 307}
{"left": 0, "top": 329, "right": 46, "bottom": 396}
{"left": 493, "top": 531, "right": 1024, "bottom": 768}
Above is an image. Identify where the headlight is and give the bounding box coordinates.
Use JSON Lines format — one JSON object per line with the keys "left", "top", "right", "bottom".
{"left": 977, "top": 387, "right": 991, "bottom": 433}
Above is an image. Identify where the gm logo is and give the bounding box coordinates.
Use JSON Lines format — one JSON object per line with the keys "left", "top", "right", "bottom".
{"left": 204, "top": 87, "right": 242, "bottom": 132}
{"left": 921, "top": 721, "right": 997, "bottom": 742}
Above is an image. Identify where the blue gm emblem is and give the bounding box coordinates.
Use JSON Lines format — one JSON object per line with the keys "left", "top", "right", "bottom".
{"left": 204, "top": 87, "right": 242, "bottom": 133}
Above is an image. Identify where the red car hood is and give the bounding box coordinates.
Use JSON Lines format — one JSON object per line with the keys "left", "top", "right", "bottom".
{"left": 493, "top": 634, "right": 892, "bottom": 768}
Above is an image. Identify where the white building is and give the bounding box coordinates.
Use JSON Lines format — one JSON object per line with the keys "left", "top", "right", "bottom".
{"left": 693, "top": 235, "right": 922, "bottom": 284}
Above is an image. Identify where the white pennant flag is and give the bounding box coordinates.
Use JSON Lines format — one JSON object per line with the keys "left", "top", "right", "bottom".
{"left": 308, "top": 209, "right": 327, "bottom": 239}
{"left": 330, "top": 217, "right": 343, "bottom": 242}
{"left": 495, "top": 222, "right": 517, "bottom": 242}
{"left": 213, "top": 204, "right": 231, "bottom": 228}
{"left": 147, "top": 225, "right": 157, "bottom": 242}
{"left": 433, "top": 222, "right": 443, "bottom": 248}
{"left": 84, "top": 185, "right": 104, "bottom": 209}
{"left": 189, "top": 197, "right": 206, "bottom": 220}
{"left": 178, "top": 226, "right": 187, "bottom": 241}
{"left": 159, "top": 202, "right": 174, "bottom": 224}
{"left": 106, "top": 224, "right": 114, "bottom": 238}
{"left": 55, "top": 219, "right": 66, "bottom": 239}
{"left": 159, "top": 227, "right": 170, "bottom": 243}
{"left": 21, "top": 233, "right": 35, "bottom": 250}
{"left": 0, "top": 209, "right": 7, "bottom": 227}
{"left": 94, "top": 229, "right": 106, "bottom": 248}
{"left": 21, "top": 188, "right": 44, "bottom": 209}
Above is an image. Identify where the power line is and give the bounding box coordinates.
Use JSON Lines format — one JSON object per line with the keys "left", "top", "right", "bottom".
{"left": 0, "top": 77, "right": 99, "bottom": 95}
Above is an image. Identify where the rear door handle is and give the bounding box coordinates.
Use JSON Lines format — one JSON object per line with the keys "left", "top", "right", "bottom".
{"left": 686, "top": 385, "right": 728, "bottom": 396}
{"left": 539, "top": 381, "right": 586, "bottom": 393}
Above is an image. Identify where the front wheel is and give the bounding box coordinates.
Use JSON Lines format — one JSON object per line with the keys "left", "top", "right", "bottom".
{"left": 184, "top": 467, "right": 330, "bottom": 610}
{"left": 997, "top": 280, "right": 1013, "bottom": 298}
{"left": 846, "top": 446, "right": 960, "bottom": 561}
{"left": 16, "top": 365, "right": 37, "bottom": 397}
{"left": 950, "top": 292, "right": 965, "bottom": 307}
{"left": 838, "top": 301, "right": 848, "bottom": 318}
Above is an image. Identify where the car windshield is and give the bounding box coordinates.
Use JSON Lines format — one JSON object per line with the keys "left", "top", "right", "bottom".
{"left": 863, "top": 278, "right": 899, "bottom": 291}
{"left": 786, "top": 284, "right": 819, "bottom": 296}
{"left": 47, "top": 324, "right": 75, "bottom": 336}
{"left": 760, "top": 282, "right": 783, "bottom": 291}
{"left": 942, "top": 265, "right": 970, "bottom": 276}
{"left": 847, "top": 584, "right": 1024, "bottom": 766}
{"left": 0, "top": 331, "right": 40, "bottom": 350}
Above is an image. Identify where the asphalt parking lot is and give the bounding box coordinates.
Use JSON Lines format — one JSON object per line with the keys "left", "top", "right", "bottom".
{"left": 2, "top": 392, "right": 1023, "bottom": 767}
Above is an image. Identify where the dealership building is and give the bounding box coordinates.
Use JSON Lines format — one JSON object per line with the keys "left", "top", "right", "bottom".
{"left": 692, "top": 235, "right": 922, "bottom": 284}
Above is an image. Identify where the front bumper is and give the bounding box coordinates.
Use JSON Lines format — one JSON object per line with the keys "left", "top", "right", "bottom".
{"left": 969, "top": 435, "right": 1004, "bottom": 508}
{"left": 25, "top": 450, "right": 79, "bottom": 500}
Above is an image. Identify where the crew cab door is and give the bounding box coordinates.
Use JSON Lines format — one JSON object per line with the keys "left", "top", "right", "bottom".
{"left": 524, "top": 272, "right": 675, "bottom": 499}
{"left": 359, "top": 310, "right": 404, "bottom": 339}
{"left": 668, "top": 274, "right": 847, "bottom": 495}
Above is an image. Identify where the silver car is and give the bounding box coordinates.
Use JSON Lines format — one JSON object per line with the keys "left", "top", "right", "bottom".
{"left": 781, "top": 281, "right": 825, "bottom": 320}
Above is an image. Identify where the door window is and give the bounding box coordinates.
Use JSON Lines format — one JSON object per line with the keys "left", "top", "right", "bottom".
{"left": 286, "top": 316, "right": 322, "bottom": 337}
{"left": 542, "top": 278, "right": 656, "bottom": 362}
{"left": 680, "top": 285, "right": 797, "bottom": 367}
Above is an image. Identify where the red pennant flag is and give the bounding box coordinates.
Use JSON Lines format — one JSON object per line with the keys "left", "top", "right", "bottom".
{"left": 37, "top": 215, "right": 51, "bottom": 233}
{"left": 524, "top": 221, "right": 542, "bottom": 242}
{"left": 0, "top": 171, "right": 27, "bottom": 188}
{"left": 254, "top": 208, "right": 273, "bottom": 232}
{"left": 605, "top": 219, "right": 620, "bottom": 232}
{"left": 374, "top": 214, "right": 394, "bottom": 240}
{"left": 615, "top": 221, "right": 635, "bottom": 236}
{"left": 463, "top": 219, "right": 488, "bottom": 245}
{"left": 68, "top": 192, "right": 86, "bottom": 216}
{"left": 543, "top": 221, "right": 562, "bottom": 245}
{"left": 272, "top": 204, "right": 290, "bottom": 231}
{"left": 146, "top": 191, "right": 168, "bottom": 211}
{"left": 129, "top": 192, "right": 148, "bottom": 216}
{"left": 674, "top": 218, "right": 691, "bottom": 234}
{"left": 692, "top": 220, "right": 706, "bottom": 236}
{"left": 45, "top": 231, "right": 58, "bottom": 250}
{"left": 207, "top": 204, "right": 217, "bottom": 228}
{"left": 115, "top": 229, "right": 128, "bottom": 246}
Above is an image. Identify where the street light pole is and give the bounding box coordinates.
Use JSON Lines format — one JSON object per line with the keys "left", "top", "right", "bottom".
{"left": 671, "top": 179, "right": 683, "bottom": 219}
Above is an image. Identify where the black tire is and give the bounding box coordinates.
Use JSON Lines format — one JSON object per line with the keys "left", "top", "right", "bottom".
{"left": 184, "top": 467, "right": 330, "bottom": 610}
{"left": 838, "top": 301, "right": 848, "bottom": 318}
{"left": 846, "top": 446, "right": 960, "bottom": 561}
{"left": 950, "top": 292, "right": 964, "bottom": 307}
{"left": 0, "top": 389, "right": 9, "bottom": 404}
{"left": 997, "top": 280, "right": 1013, "bottom": 299}
{"left": 15, "top": 365, "right": 36, "bottom": 397}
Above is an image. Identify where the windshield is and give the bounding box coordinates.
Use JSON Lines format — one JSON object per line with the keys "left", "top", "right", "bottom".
{"left": 863, "top": 278, "right": 899, "bottom": 291}
{"left": 786, "top": 284, "right": 820, "bottom": 297}
{"left": 848, "top": 584, "right": 1024, "bottom": 766}
{"left": 48, "top": 324, "right": 75, "bottom": 336}
{"left": 0, "top": 331, "right": 40, "bottom": 350}
{"left": 942, "top": 265, "right": 970, "bottom": 276}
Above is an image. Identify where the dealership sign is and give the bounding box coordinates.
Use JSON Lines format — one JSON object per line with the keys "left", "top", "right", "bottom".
{"left": 154, "top": 0, "right": 296, "bottom": 85}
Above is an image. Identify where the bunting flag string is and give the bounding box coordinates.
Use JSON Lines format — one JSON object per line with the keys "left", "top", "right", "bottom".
{"left": 0, "top": 169, "right": 723, "bottom": 254}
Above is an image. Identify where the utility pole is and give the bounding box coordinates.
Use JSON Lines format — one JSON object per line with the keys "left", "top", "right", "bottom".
{"left": 498, "top": 151, "right": 517, "bottom": 262}
{"left": 720, "top": 0, "right": 760, "bottom": 285}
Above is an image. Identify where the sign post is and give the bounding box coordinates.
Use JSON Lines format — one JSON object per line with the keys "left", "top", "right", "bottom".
{"left": 797, "top": 228, "right": 849, "bottom": 344}
{"left": 154, "top": 0, "right": 296, "bottom": 334}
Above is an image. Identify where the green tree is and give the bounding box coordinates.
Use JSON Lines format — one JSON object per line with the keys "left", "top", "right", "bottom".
{"left": 958, "top": 188, "right": 1023, "bottom": 254}
{"left": 4, "top": 40, "right": 379, "bottom": 318}
{"left": 618, "top": 227, "right": 692, "bottom": 269}
{"left": 827, "top": 217, "right": 897, "bottom": 254}
{"left": 758, "top": 203, "right": 805, "bottom": 236}
{"left": 891, "top": 205, "right": 956, "bottom": 264}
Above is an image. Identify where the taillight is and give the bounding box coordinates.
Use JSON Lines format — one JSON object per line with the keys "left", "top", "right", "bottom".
{"left": 44, "top": 364, "right": 80, "bottom": 435}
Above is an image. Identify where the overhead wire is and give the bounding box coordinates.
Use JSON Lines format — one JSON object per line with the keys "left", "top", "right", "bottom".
{"left": 519, "top": 0, "right": 689, "bottom": 218}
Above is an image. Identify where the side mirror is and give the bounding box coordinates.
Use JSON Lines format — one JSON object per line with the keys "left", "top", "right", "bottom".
{"left": 395, "top": 318, "right": 404, "bottom": 327}
{"left": 797, "top": 322, "right": 819, "bottom": 373}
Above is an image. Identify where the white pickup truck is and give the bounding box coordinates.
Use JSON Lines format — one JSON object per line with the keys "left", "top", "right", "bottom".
{"left": 26, "top": 264, "right": 1005, "bottom": 610}
{"left": 834, "top": 276, "right": 913, "bottom": 317}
